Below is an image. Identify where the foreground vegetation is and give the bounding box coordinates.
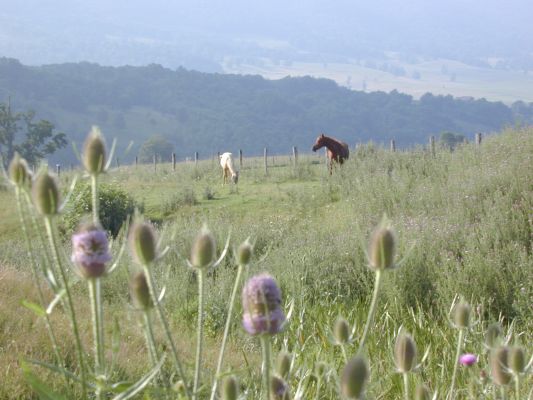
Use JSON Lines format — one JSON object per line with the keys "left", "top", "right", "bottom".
{"left": 0, "top": 127, "right": 532, "bottom": 399}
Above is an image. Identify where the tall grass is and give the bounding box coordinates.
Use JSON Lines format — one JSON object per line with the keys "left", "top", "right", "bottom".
{"left": 0, "top": 127, "right": 532, "bottom": 398}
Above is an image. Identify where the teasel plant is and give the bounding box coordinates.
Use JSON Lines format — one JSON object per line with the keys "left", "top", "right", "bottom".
{"left": 447, "top": 297, "right": 472, "bottom": 400}
{"left": 332, "top": 316, "right": 354, "bottom": 363}
{"left": 209, "top": 238, "right": 253, "bottom": 400}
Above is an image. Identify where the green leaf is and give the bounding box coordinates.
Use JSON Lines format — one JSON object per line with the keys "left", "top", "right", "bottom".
{"left": 21, "top": 361, "right": 68, "bottom": 400}
{"left": 21, "top": 300, "right": 46, "bottom": 317}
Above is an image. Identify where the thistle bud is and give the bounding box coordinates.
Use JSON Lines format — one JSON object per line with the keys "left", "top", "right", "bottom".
{"left": 414, "top": 384, "right": 431, "bottom": 400}
{"left": 130, "top": 271, "right": 153, "bottom": 310}
{"left": 508, "top": 346, "right": 526, "bottom": 375}
{"left": 221, "top": 375, "right": 239, "bottom": 400}
{"left": 368, "top": 223, "right": 396, "bottom": 270}
{"left": 276, "top": 351, "right": 291, "bottom": 379}
{"left": 340, "top": 356, "right": 368, "bottom": 399}
{"left": 190, "top": 225, "right": 216, "bottom": 269}
{"left": 453, "top": 300, "right": 471, "bottom": 329}
{"left": 83, "top": 126, "right": 107, "bottom": 175}
{"left": 394, "top": 331, "right": 417, "bottom": 373}
{"left": 270, "top": 375, "right": 290, "bottom": 400}
{"left": 485, "top": 322, "right": 503, "bottom": 348}
{"left": 8, "top": 153, "right": 30, "bottom": 186}
{"left": 334, "top": 317, "right": 350, "bottom": 345}
{"left": 32, "top": 170, "right": 60, "bottom": 216}
{"left": 129, "top": 222, "right": 158, "bottom": 265}
{"left": 490, "top": 346, "right": 511, "bottom": 385}
{"left": 237, "top": 239, "right": 253, "bottom": 265}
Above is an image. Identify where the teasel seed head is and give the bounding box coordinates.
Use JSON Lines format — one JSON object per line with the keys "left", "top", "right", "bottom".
{"left": 130, "top": 271, "right": 153, "bottom": 310}
{"left": 508, "top": 346, "right": 526, "bottom": 375}
{"left": 490, "top": 346, "right": 511, "bottom": 385}
{"left": 340, "top": 356, "right": 368, "bottom": 399}
{"left": 368, "top": 222, "right": 396, "bottom": 270}
{"left": 453, "top": 300, "right": 471, "bottom": 329}
{"left": 129, "top": 222, "right": 158, "bottom": 265}
{"left": 485, "top": 322, "right": 503, "bottom": 348}
{"left": 32, "top": 170, "right": 60, "bottom": 216}
{"left": 270, "top": 375, "right": 290, "bottom": 400}
{"left": 414, "top": 384, "right": 431, "bottom": 400}
{"left": 221, "top": 375, "right": 239, "bottom": 400}
{"left": 334, "top": 317, "right": 351, "bottom": 345}
{"left": 394, "top": 331, "right": 417, "bottom": 373}
{"left": 190, "top": 225, "right": 216, "bottom": 269}
{"left": 237, "top": 239, "right": 253, "bottom": 265}
{"left": 83, "top": 126, "right": 107, "bottom": 175}
{"left": 8, "top": 152, "right": 31, "bottom": 187}
{"left": 276, "top": 351, "right": 291, "bottom": 379}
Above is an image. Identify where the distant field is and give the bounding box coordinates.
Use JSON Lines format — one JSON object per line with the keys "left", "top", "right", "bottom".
{"left": 224, "top": 57, "right": 533, "bottom": 104}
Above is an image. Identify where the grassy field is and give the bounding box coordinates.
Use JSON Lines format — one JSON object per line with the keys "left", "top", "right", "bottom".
{"left": 0, "top": 127, "right": 532, "bottom": 399}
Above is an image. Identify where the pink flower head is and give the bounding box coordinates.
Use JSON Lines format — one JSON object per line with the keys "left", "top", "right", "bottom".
{"left": 71, "top": 226, "right": 112, "bottom": 278}
{"left": 242, "top": 273, "right": 285, "bottom": 336}
{"left": 459, "top": 353, "right": 478, "bottom": 367}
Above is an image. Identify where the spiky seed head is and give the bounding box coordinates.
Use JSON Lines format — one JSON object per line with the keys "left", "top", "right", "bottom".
{"left": 508, "top": 346, "right": 526, "bottom": 374}
{"left": 453, "top": 300, "right": 471, "bottom": 329}
{"left": 190, "top": 225, "right": 216, "bottom": 269}
{"left": 8, "top": 152, "right": 30, "bottom": 186}
{"left": 129, "top": 222, "right": 157, "bottom": 265}
{"left": 340, "top": 356, "right": 368, "bottom": 399}
{"left": 276, "top": 351, "right": 291, "bottom": 379}
{"left": 414, "top": 384, "right": 431, "bottom": 400}
{"left": 270, "top": 375, "right": 290, "bottom": 400}
{"left": 368, "top": 224, "right": 396, "bottom": 270}
{"left": 490, "top": 346, "right": 511, "bottom": 385}
{"left": 334, "top": 317, "right": 350, "bottom": 345}
{"left": 71, "top": 223, "right": 112, "bottom": 278}
{"left": 130, "top": 271, "right": 153, "bottom": 310}
{"left": 32, "top": 170, "right": 60, "bottom": 216}
{"left": 237, "top": 239, "right": 253, "bottom": 265}
{"left": 83, "top": 126, "right": 107, "bottom": 175}
{"left": 221, "top": 375, "right": 239, "bottom": 400}
{"left": 394, "top": 331, "right": 417, "bottom": 373}
{"left": 485, "top": 322, "right": 503, "bottom": 348}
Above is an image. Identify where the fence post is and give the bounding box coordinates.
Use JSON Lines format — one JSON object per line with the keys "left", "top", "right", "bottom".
{"left": 56, "top": 164, "right": 61, "bottom": 176}
{"left": 194, "top": 151, "right": 198, "bottom": 166}
{"left": 172, "top": 153, "right": 176, "bottom": 171}
{"left": 390, "top": 139, "right": 396, "bottom": 152}
{"left": 292, "top": 146, "right": 298, "bottom": 167}
{"left": 475, "top": 132, "right": 482, "bottom": 146}
{"left": 153, "top": 154, "right": 156, "bottom": 172}
{"left": 116, "top": 157, "right": 120, "bottom": 168}
{"left": 429, "top": 136, "right": 436, "bottom": 157}
{"left": 135, "top": 156, "right": 138, "bottom": 168}
{"left": 239, "top": 149, "right": 243, "bottom": 168}
{"left": 263, "top": 147, "right": 268, "bottom": 176}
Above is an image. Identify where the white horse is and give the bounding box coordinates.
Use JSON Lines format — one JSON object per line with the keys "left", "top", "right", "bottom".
{"left": 219, "top": 152, "right": 239, "bottom": 184}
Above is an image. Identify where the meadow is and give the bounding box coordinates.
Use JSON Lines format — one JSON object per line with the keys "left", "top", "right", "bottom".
{"left": 0, "top": 127, "right": 532, "bottom": 399}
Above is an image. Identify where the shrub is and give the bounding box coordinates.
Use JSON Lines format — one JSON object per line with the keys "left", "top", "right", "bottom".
{"left": 62, "top": 182, "right": 137, "bottom": 237}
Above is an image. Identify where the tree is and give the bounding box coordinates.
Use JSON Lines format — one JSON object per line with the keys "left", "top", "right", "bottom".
{"left": 0, "top": 101, "right": 67, "bottom": 166}
{"left": 138, "top": 134, "right": 174, "bottom": 163}
{"left": 439, "top": 131, "right": 466, "bottom": 150}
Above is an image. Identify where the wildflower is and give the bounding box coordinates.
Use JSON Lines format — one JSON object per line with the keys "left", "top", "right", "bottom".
{"left": 368, "top": 222, "right": 396, "bottom": 270}
{"left": 508, "top": 346, "right": 525, "bottom": 375}
{"left": 485, "top": 322, "right": 502, "bottom": 348}
{"left": 459, "top": 353, "right": 478, "bottom": 367}
{"left": 190, "top": 225, "right": 216, "bottom": 269}
{"left": 32, "top": 170, "right": 60, "bottom": 216}
{"left": 276, "top": 351, "right": 291, "bottom": 379}
{"left": 394, "top": 331, "right": 417, "bottom": 373}
{"left": 8, "top": 152, "right": 31, "bottom": 186}
{"left": 414, "top": 384, "right": 431, "bottom": 400}
{"left": 71, "top": 224, "right": 112, "bottom": 278}
{"left": 237, "top": 239, "right": 253, "bottom": 265}
{"left": 83, "top": 126, "right": 107, "bottom": 175}
{"left": 270, "top": 375, "right": 290, "bottom": 400}
{"left": 129, "top": 222, "right": 158, "bottom": 265}
{"left": 453, "top": 300, "right": 471, "bottom": 329}
{"left": 221, "top": 375, "right": 239, "bottom": 400}
{"left": 130, "top": 271, "right": 153, "bottom": 310}
{"left": 334, "top": 317, "right": 351, "bottom": 345}
{"left": 491, "top": 346, "right": 511, "bottom": 385}
{"left": 340, "top": 356, "right": 368, "bottom": 400}
{"left": 242, "top": 273, "right": 285, "bottom": 336}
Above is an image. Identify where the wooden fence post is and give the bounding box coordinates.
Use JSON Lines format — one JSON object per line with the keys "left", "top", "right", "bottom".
{"left": 116, "top": 157, "right": 120, "bottom": 168}
{"left": 429, "top": 136, "right": 436, "bottom": 156}
{"left": 239, "top": 149, "right": 243, "bottom": 168}
{"left": 56, "top": 164, "right": 61, "bottom": 176}
{"left": 263, "top": 147, "right": 268, "bottom": 176}
{"left": 390, "top": 139, "right": 396, "bottom": 152}
{"left": 475, "top": 132, "right": 482, "bottom": 146}
{"left": 172, "top": 153, "right": 176, "bottom": 171}
{"left": 153, "top": 154, "right": 156, "bottom": 172}
{"left": 194, "top": 151, "right": 198, "bottom": 166}
{"left": 292, "top": 146, "right": 298, "bottom": 167}
{"left": 135, "top": 156, "right": 138, "bottom": 168}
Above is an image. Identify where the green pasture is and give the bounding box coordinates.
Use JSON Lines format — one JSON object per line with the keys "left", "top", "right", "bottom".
{"left": 0, "top": 127, "right": 532, "bottom": 398}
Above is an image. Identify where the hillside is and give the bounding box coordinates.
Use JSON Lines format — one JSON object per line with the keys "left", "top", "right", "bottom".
{"left": 1, "top": 57, "right": 532, "bottom": 164}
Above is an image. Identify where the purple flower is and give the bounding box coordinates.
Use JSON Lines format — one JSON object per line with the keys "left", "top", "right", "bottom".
{"left": 459, "top": 353, "right": 478, "bottom": 367}
{"left": 242, "top": 273, "right": 285, "bottom": 336}
{"left": 71, "top": 226, "right": 112, "bottom": 278}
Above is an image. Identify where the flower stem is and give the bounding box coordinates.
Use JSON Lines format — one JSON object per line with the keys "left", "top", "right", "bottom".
{"left": 91, "top": 174, "right": 99, "bottom": 225}
{"left": 209, "top": 263, "right": 245, "bottom": 400}
{"left": 15, "top": 187, "right": 63, "bottom": 367}
{"left": 142, "top": 311, "right": 159, "bottom": 367}
{"left": 449, "top": 328, "right": 464, "bottom": 400}
{"left": 261, "top": 335, "right": 272, "bottom": 400}
{"left": 142, "top": 264, "right": 191, "bottom": 400}
{"left": 514, "top": 375, "right": 520, "bottom": 400}
{"left": 403, "top": 372, "right": 409, "bottom": 400}
{"left": 193, "top": 268, "right": 206, "bottom": 400}
{"left": 314, "top": 375, "right": 322, "bottom": 400}
{"left": 357, "top": 269, "right": 383, "bottom": 354}
{"left": 44, "top": 216, "right": 88, "bottom": 400}
{"left": 89, "top": 278, "right": 104, "bottom": 399}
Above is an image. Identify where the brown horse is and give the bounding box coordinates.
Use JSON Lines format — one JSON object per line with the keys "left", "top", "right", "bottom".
{"left": 312, "top": 133, "right": 349, "bottom": 174}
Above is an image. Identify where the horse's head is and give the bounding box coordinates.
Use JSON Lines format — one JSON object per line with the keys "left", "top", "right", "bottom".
{"left": 231, "top": 171, "right": 239, "bottom": 184}
{"left": 312, "top": 134, "right": 326, "bottom": 152}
